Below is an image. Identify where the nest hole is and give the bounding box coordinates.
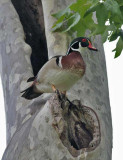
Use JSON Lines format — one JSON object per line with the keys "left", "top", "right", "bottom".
{"left": 51, "top": 97, "right": 101, "bottom": 157}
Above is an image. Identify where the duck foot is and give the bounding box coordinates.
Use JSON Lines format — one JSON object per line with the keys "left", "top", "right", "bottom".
{"left": 55, "top": 90, "right": 66, "bottom": 102}
{"left": 55, "top": 91, "right": 74, "bottom": 110}
{"left": 51, "top": 84, "right": 66, "bottom": 102}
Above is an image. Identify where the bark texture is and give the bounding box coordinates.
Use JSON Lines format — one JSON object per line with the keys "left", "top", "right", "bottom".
{"left": 0, "top": 0, "right": 112, "bottom": 160}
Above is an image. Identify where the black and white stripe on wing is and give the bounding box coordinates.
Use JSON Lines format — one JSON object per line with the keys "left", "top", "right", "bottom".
{"left": 51, "top": 55, "right": 63, "bottom": 68}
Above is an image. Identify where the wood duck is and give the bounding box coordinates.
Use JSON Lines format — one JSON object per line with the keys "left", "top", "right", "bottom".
{"left": 21, "top": 37, "right": 98, "bottom": 99}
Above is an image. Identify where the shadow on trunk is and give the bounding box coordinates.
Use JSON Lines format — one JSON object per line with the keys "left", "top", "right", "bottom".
{"left": 11, "top": 0, "right": 48, "bottom": 76}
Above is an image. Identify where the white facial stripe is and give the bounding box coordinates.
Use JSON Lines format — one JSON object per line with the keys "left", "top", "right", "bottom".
{"left": 71, "top": 41, "right": 78, "bottom": 47}
{"left": 59, "top": 56, "right": 62, "bottom": 68}
{"left": 71, "top": 42, "right": 81, "bottom": 52}
{"left": 66, "top": 48, "right": 70, "bottom": 55}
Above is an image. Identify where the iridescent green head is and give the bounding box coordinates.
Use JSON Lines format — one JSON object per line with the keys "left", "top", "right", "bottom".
{"left": 67, "top": 37, "right": 98, "bottom": 55}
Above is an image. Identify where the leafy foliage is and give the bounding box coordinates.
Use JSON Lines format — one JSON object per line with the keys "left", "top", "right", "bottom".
{"left": 52, "top": 0, "right": 123, "bottom": 58}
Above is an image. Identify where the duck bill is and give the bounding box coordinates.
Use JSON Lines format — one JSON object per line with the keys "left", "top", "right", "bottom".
{"left": 88, "top": 41, "right": 98, "bottom": 51}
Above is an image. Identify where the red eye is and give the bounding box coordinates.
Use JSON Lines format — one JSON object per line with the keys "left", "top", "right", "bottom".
{"left": 82, "top": 38, "right": 86, "bottom": 42}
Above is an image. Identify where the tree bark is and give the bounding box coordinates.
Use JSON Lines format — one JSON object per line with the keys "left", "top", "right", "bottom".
{"left": 0, "top": 0, "right": 112, "bottom": 160}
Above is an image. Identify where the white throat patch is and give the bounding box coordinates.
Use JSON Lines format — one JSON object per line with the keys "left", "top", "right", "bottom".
{"left": 71, "top": 42, "right": 81, "bottom": 52}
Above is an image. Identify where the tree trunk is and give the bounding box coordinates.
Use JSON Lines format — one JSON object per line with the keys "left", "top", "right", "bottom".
{"left": 0, "top": 0, "right": 112, "bottom": 160}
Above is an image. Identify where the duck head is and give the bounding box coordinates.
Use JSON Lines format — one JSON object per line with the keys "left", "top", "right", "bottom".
{"left": 66, "top": 37, "right": 98, "bottom": 55}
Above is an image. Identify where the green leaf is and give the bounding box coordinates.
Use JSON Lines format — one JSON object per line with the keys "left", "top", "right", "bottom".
{"left": 109, "top": 30, "right": 120, "bottom": 42}
{"left": 70, "top": 0, "right": 96, "bottom": 35}
{"left": 52, "top": 7, "right": 71, "bottom": 19}
{"left": 84, "top": 2, "right": 100, "bottom": 18}
{"left": 89, "top": 24, "right": 106, "bottom": 37}
{"left": 52, "top": 13, "right": 80, "bottom": 32}
{"left": 120, "top": 6, "right": 123, "bottom": 16}
{"left": 70, "top": 0, "right": 91, "bottom": 15}
{"left": 115, "top": 0, "right": 123, "bottom": 6}
{"left": 63, "top": 13, "right": 81, "bottom": 32}
{"left": 113, "top": 37, "right": 123, "bottom": 58}
{"left": 102, "top": 24, "right": 115, "bottom": 43}
{"left": 51, "top": 0, "right": 123, "bottom": 58}
{"left": 52, "top": 14, "right": 66, "bottom": 32}
{"left": 96, "top": 3, "right": 108, "bottom": 26}
{"left": 52, "top": 22, "right": 63, "bottom": 32}
{"left": 71, "top": 19, "right": 87, "bottom": 36}
{"left": 104, "top": 0, "right": 123, "bottom": 19}
{"left": 87, "top": 0, "right": 99, "bottom": 3}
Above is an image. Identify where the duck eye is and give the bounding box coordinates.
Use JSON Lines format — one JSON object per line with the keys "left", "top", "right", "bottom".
{"left": 81, "top": 38, "right": 88, "bottom": 47}
{"left": 82, "top": 38, "right": 87, "bottom": 42}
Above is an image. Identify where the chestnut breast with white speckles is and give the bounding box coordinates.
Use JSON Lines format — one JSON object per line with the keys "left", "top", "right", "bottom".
{"left": 62, "top": 51, "right": 86, "bottom": 76}
{"left": 35, "top": 52, "right": 86, "bottom": 93}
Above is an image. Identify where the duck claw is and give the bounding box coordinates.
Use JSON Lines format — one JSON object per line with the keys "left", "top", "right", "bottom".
{"left": 55, "top": 89, "right": 61, "bottom": 99}
{"left": 55, "top": 90, "right": 66, "bottom": 102}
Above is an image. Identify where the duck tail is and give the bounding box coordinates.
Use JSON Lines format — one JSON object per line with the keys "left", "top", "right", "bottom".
{"left": 21, "top": 86, "right": 42, "bottom": 100}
